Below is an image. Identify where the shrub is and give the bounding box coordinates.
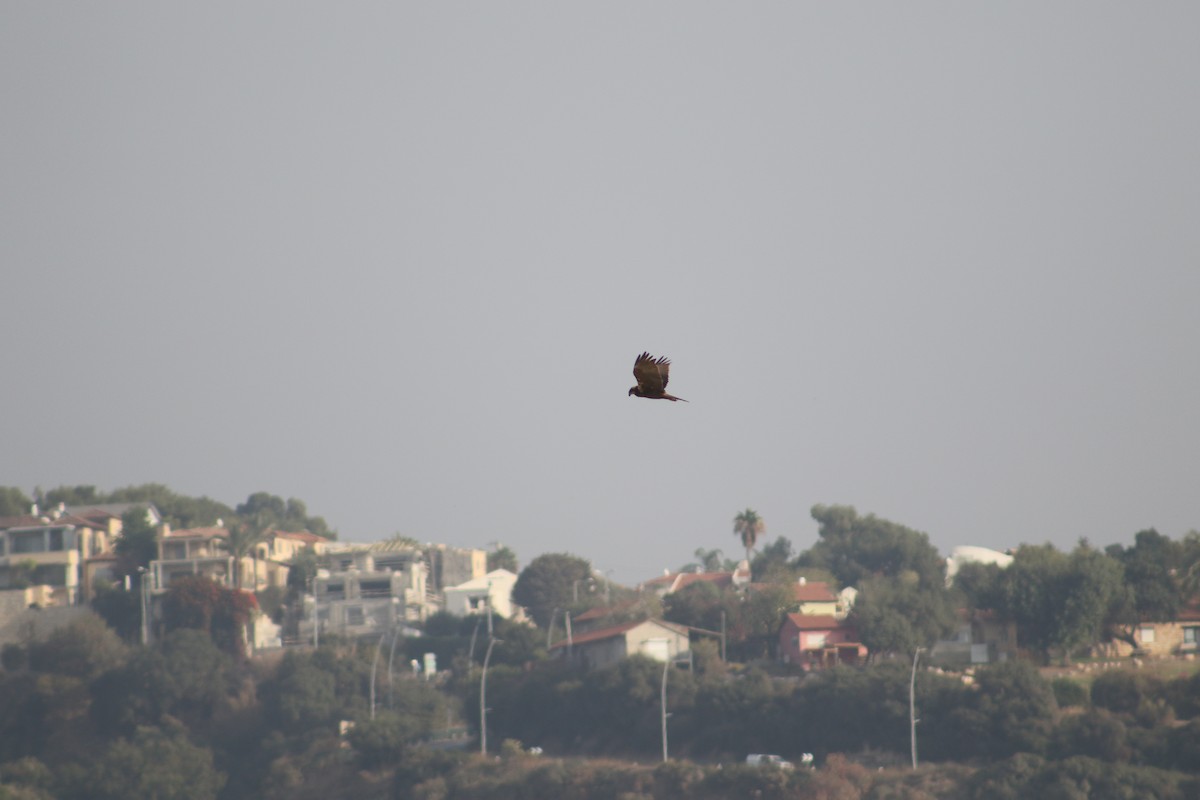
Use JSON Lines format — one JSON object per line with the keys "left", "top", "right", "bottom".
{"left": 1051, "top": 677, "right": 1088, "bottom": 708}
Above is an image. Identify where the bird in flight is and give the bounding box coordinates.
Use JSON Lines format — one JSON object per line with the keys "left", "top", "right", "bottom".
{"left": 628, "top": 352, "right": 688, "bottom": 402}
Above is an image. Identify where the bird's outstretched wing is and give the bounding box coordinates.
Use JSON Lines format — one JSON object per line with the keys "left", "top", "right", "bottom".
{"left": 632, "top": 351, "right": 670, "bottom": 396}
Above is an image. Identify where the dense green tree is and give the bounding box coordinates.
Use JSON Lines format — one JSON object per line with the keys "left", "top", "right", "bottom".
{"left": 90, "top": 582, "right": 141, "bottom": 642}
{"left": 0, "top": 486, "right": 33, "bottom": 517}
{"left": 38, "top": 485, "right": 100, "bottom": 508}
{"left": 236, "top": 492, "right": 332, "bottom": 538}
{"left": 27, "top": 615, "right": 128, "bottom": 682}
{"left": 953, "top": 560, "right": 1008, "bottom": 611}
{"left": 736, "top": 582, "right": 792, "bottom": 650}
{"left": 72, "top": 722, "right": 225, "bottom": 800}
{"left": 90, "top": 629, "right": 234, "bottom": 735}
{"left": 511, "top": 553, "right": 593, "bottom": 628}
{"left": 112, "top": 506, "right": 158, "bottom": 582}
{"left": 799, "top": 504, "right": 946, "bottom": 589}
{"left": 749, "top": 536, "right": 794, "bottom": 582}
{"left": 1106, "top": 529, "right": 1184, "bottom": 650}
{"left": 1051, "top": 708, "right": 1131, "bottom": 762}
{"left": 850, "top": 575, "right": 957, "bottom": 657}
{"left": 733, "top": 508, "right": 765, "bottom": 565}
{"left": 662, "top": 581, "right": 726, "bottom": 632}
{"left": 487, "top": 545, "right": 519, "bottom": 573}
{"left": 1003, "top": 542, "right": 1127, "bottom": 661}
{"left": 968, "top": 661, "right": 1059, "bottom": 758}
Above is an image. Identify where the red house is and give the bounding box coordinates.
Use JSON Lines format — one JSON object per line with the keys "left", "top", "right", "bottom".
{"left": 778, "top": 613, "right": 866, "bottom": 669}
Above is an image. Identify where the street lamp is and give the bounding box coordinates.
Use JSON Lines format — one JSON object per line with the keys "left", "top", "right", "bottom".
{"left": 137, "top": 566, "right": 150, "bottom": 646}
{"left": 370, "top": 633, "right": 386, "bottom": 720}
{"left": 910, "top": 647, "right": 924, "bottom": 770}
{"left": 387, "top": 627, "right": 403, "bottom": 709}
{"left": 661, "top": 650, "right": 690, "bottom": 762}
{"left": 480, "top": 637, "right": 502, "bottom": 755}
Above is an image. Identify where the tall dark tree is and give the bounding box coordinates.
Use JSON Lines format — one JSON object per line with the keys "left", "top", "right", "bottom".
{"left": 113, "top": 506, "right": 159, "bottom": 584}
{"left": 750, "top": 536, "right": 795, "bottom": 582}
{"left": 1105, "top": 529, "right": 1184, "bottom": 650}
{"left": 799, "top": 504, "right": 946, "bottom": 589}
{"left": 1002, "top": 542, "right": 1126, "bottom": 661}
{"left": 511, "top": 553, "right": 593, "bottom": 628}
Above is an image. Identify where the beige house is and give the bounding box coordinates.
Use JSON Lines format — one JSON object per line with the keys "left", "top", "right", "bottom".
{"left": 1101, "top": 605, "right": 1200, "bottom": 659}
{"left": 0, "top": 515, "right": 115, "bottom": 606}
{"left": 154, "top": 526, "right": 235, "bottom": 589}
{"left": 153, "top": 525, "right": 327, "bottom": 593}
{"left": 551, "top": 618, "right": 691, "bottom": 671}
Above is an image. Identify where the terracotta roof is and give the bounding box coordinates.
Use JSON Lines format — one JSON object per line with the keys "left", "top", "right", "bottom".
{"left": 573, "top": 599, "right": 639, "bottom": 623}
{"left": 270, "top": 529, "right": 328, "bottom": 544}
{"left": 791, "top": 582, "right": 837, "bottom": 602}
{"left": 0, "top": 515, "right": 46, "bottom": 530}
{"left": 642, "top": 570, "right": 738, "bottom": 592}
{"left": 550, "top": 618, "right": 689, "bottom": 649}
{"left": 783, "top": 614, "right": 843, "bottom": 630}
{"left": 163, "top": 526, "right": 228, "bottom": 540}
{"left": 0, "top": 515, "right": 100, "bottom": 531}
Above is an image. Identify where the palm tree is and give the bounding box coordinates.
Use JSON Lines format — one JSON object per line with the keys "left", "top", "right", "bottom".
{"left": 224, "top": 513, "right": 271, "bottom": 590}
{"left": 733, "top": 509, "right": 765, "bottom": 566}
{"left": 693, "top": 547, "right": 726, "bottom": 572}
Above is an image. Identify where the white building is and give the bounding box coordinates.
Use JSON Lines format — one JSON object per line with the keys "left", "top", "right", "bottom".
{"left": 443, "top": 569, "right": 519, "bottom": 618}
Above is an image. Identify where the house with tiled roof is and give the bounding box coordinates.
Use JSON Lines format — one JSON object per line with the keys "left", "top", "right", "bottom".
{"left": 750, "top": 578, "right": 843, "bottom": 617}
{"left": 550, "top": 618, "right": 691, "bottom": 671}
{"left": 1092, "top": 601, "right": 1200, "bottom": 660}
{"left": 153, "top": 526, "right": 234, "bottom": 590}
{"left": 0, "top": 513, "right": 114, "bottom": 606}
{"left": 152, "top": 525, "right": 330, "bottom": 594}
{"left": 639, "top": 562, "right": 752, "bottom": 597}
{"left": 778, "top": 613, "right": 866, "bottom": 669}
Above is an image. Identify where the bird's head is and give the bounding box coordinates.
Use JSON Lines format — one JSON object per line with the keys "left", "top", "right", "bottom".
{"left": 628, "top": 387, "right": 638, "bottom": 397}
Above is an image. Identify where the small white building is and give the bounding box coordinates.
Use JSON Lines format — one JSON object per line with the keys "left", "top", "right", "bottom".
{"left": 443, "top": 569, "right": 518, "bottom": 618}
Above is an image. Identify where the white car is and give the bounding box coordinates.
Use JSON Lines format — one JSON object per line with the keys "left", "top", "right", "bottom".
{"left": 745, "top": 754, "right": 794, "bottom": 770}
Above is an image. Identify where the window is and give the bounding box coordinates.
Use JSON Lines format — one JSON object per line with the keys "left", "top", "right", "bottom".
{"left": 808, "top": 632, "right": 827, "bottom": 649}
{"left": 360, "top": 580, "right": 391, "bottom": 597}
{"left": 346, "top": 606, "right": 365, "bottom": 626}
{"left": 47, "top": 528, "right": 65, "bottom": 551}
{"left": 10, "top": 531, "right": 45, "bottom": 554}
{"left": 162, "top": 542, "right": 187, "bottom": 560}
{"left": 1184, "top": 627, "right": 1198, "bottom": 645}
{"left": 1139, "top": 626, "right": 1156, "bottom": 644}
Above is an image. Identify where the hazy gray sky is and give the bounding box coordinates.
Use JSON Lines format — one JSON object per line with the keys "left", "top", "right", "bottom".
{"left": 4, "top": 4, "right": 1198, "bottom": 585}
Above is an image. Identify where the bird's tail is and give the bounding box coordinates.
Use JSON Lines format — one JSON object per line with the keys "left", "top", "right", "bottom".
{"left": 664, "top": 394, "right": 688, "bottom": 402}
